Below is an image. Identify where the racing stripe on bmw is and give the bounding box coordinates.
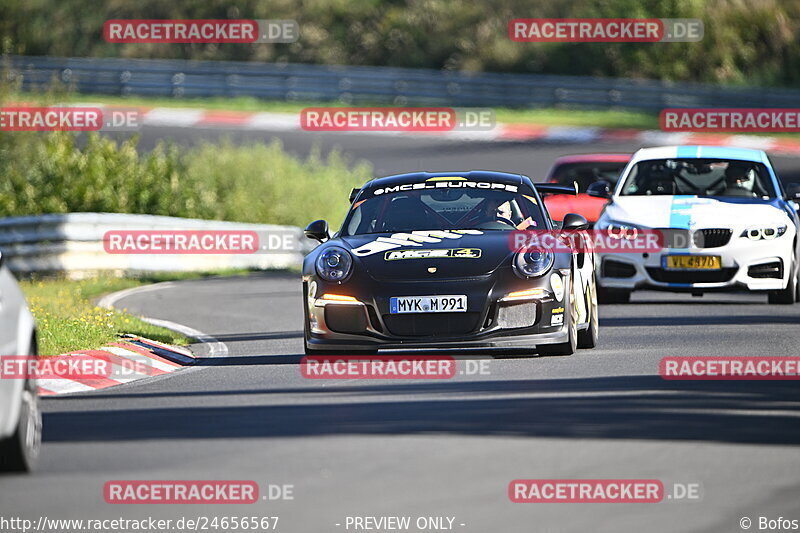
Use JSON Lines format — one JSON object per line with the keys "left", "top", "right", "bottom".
{"left": 676, "top": 145, "right": 701, "bottom": 159}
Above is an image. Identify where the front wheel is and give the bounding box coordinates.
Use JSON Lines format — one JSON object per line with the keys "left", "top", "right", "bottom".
{"left": 0, "top": 373, "right": 41, "bottom": 472}
{"left": 768, "top": 257, "right": 797, "bottom": 305}
{"left": 538, "top": 277, "right": 577, "bottom": 357}
{"left": 577, "top": 275, "right": 599, "bottom": 349}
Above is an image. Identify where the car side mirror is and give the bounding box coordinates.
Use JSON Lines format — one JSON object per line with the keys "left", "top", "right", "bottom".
{"left": 562, "top": 213, "right": 589, "bottom": 231}
{"left": 349, "top": 188, "right": 361, "bottom": 203}
{"left": 304, "top": 220, "right": 330, "bottom": 242}
{"left": 587, "top": 180, "right": 612, "bottom": 198}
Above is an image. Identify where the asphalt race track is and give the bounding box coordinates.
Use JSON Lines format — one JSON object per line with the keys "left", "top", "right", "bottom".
{"left": 2, "top": 125, "right": 800, "bottom": 532}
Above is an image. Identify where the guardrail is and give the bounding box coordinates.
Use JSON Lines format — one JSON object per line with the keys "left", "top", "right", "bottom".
{"left": 7, "top": 55, "right": 800, "bottom": 111}
{"left": 0, "top": 213, "right": 314, "bottom": 277}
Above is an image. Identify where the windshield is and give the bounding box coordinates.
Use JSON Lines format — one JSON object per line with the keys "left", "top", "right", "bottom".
{"left": 551, "top": 161, "right": 628, "bottom": 191}
{"left": 619, "top": 158, "right": 777, "bottom": 198}
{"left": 342, "top": 186, "right": 546, "bottom": 235}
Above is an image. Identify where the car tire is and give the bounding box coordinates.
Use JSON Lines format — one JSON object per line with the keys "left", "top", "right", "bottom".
{"left": 577, "top": 274, "right": 599, "bottom": 349}
{"left": 796, "top": 265, "right": 800, "bottom": 302}
{"left": 597, "top": 286, "right": 631, "bottom": 304}
{"left": 768, "top": 257, "right": 797, "bottom": 305}
{"left": 538, "top": 276, "right": 577, "bottom": 357}
{"left": 0, "top": 351, "right": 42, "bottom": 472}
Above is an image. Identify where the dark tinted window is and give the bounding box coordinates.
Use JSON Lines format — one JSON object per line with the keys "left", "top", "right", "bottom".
{"left": 343, "top": 187, "right": 546, "bottom": 235}
{"left": 551, "top": 161, "right": 628, "bottom": 191}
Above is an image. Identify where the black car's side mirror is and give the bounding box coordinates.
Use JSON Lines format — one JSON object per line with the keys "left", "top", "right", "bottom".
{"left": 587, "top": 180, "right": 612, "bottom": 198}
{"left": 562, "top": 213, "right": 589, "bottom": 231}
{"left": 304, "top": 220, "right": 330, "bottom": 242}
{"left": 349, "top": 188, "right": 361, "bottom": 203}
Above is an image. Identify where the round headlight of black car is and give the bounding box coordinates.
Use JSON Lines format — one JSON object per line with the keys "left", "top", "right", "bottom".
{"left": 514, "top": 249, "right": 554, "bottom": 278}
{"left": 316, "top": 246, "right": 353, "bottom": 282}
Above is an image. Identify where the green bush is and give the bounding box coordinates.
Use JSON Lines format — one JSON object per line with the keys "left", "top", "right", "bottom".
{"left": 183, "top": 140, "right": 373, "bottom": 227}
{"left": 0, "top": 132, "right": 373, "bottom": 229}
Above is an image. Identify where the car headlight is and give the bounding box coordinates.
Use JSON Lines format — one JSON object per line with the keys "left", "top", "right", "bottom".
{"left": 740, "top": 225, "right": 787, "bottom": 240}
{"left": 514, "top": 249, "right": 554, "bottom": 278}
{"left": 597, "top": 220, "right": 642, "bottom": 239}
{"left": 315, "top": 246, "right": 353, "bottom": 282}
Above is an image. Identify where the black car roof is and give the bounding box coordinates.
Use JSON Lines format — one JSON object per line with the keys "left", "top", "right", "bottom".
{"left": 362, "top": 170, "right": 531, "bottom": 190}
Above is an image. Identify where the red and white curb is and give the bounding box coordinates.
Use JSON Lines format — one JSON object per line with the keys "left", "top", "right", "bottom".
{"left": 37, "top": 337, "right": 194, "bottom": 396}
{"left": 84, "top": 104, "right": 800, "bottom": 157}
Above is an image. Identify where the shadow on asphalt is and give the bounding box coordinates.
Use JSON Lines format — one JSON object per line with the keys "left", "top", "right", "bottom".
{"left": 600, "top": 314, "right": 800, "bottom": 327}
{"left": 42, "top": 376, "right": 800, "bottom": 446}
{"left": 620, "top": 298, "right": 768, "bottom": 306}
{"left": 203, "top": 331, "right": 304, "bottom": 342}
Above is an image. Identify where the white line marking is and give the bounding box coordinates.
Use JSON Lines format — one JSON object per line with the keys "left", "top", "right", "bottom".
{"left": 99, "top": 282, "right": 229, "bottom": 358}
{"left": 97, "top": 281, "right": 174, "bottom": 309}
{"left": 103, "top": 346, "right": 180, "bottom": 372}
{"left": 139, "top": 317, "right": 228, "bottom": 358}
{"left": 245, "top": 112, "right": 301, "bottom": 131}
{"left": 143, "top": 108, "right": 205, "bottom": 127}
{"left": 36, "top": 379, "right": 95, "bottom": 394}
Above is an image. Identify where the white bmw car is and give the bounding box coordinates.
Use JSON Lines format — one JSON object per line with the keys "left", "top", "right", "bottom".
{"left": 0, "top": 252, "right": 41, "bottom": 472}
{"left": 592, "top": 146, "right": 800, "bottom": 304}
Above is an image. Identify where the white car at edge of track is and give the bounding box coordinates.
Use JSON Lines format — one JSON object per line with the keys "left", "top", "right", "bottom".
{"left": 592, "top": 145, "right": 800, "bottom": 304}
{"left": 0, "top": 251, "right": 41, "bottom": 472}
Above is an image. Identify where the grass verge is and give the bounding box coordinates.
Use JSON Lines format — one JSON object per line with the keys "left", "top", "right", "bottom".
{"left": 19, "top": 271, "right": 251, "bottom": 356}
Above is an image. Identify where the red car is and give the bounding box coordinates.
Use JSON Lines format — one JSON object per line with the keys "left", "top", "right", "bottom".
{"left": 542, "top": 153, "right": 631, "bottom": 223}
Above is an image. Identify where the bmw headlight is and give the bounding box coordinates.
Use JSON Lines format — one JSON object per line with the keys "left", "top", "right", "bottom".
{"left": 514, "top": 248, "right": 554, "bottom": 278}
{"left": 740, "top": 225, "right": 787, "bottom": 240}
{"left": 597, "top": 220, "right": 641, "bottom": 239}
{"left": 315, "top": 246, "right": 353, "bottom": 282}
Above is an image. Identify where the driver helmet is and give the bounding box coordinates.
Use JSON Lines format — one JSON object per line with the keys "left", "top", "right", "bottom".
{"left": 724, "top": 162, "right": 754, "bottom": 190}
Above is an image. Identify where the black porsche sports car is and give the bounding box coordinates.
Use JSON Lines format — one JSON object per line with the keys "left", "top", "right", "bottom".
{"left": 302, "top": 170, "right": 598, "bottom": 356}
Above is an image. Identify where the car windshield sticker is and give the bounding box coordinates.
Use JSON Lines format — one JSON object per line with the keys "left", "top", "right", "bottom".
{"left": 384, "top": 248, "right": 482, "bottom": 260}
{"left": 372, "top": 181, "right": 518, "bottom": 195}
{"left": 351, "top": 229, "right": 483, "bottom": 256}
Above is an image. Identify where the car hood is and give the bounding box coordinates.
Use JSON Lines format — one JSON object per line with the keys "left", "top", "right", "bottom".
{"left": 340, "top": 230, "right": 515, "bottom": 279}
{"left": 602, "top": 196, "right": 790, "bottom": 229}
